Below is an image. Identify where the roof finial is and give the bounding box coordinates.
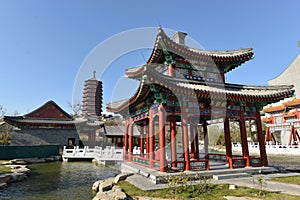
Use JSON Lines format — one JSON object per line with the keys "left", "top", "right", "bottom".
{"left": 298, "top": 41, "right": 300, "bottom": 48}
{"left": 93, "top": 70, "right": 96, "bottom": 79}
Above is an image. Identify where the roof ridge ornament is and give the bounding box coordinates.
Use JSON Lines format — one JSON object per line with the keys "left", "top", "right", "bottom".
{"left": 93, "top": 70, "right": 96, "bottom": 79}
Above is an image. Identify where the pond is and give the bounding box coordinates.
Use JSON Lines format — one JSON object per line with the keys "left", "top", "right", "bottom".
{"left": 0, "top": 161, "right": 117, "bottom": 200}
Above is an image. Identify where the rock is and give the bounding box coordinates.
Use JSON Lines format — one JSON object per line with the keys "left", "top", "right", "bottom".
{"left": 9, "top": 172, "right": 27, "bottom": 183}
{"left": 114, "top": 173, "right": 133, "bottom": 184}
{"left": 0, "top": 182, "right": 7, "bottom": 189}
{"left": 93, "top": 191, "right": 111, "bottom": 200}
{"left": 0, "top": 174, "right": 11, "bottom": 183}
{"left": 229, "top": 184, "right": 236, "bottom": 190}
{"left": 12, "top": 167, "right": 31, "bottom": 175}
{"left": 6, "top": 164, "right": 27, "bottom": 169}
{"left": 44, "top": 157, "right": 55, "bottom": 162}
{"left": 93, "top": 189, "right": 127, "bottom": 200}
{"left": 114, "top": 190, "right": 127, "bottom": 200}
{"left": 10, "top": 159, "right": 28, "bottom": 165}
{"left": 92, "top": 180, "right": 103, "bottom": 192}
{"left": 112, "top": 185, "right": 122, "bottom": 192}
{"left": 99, "top": 178, "right": 115, "bottom": 192}
{"left": 27, "top": 158, "right": 46, "bottom": 164}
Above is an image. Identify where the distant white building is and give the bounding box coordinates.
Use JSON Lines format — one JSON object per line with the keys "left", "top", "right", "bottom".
{"left": 269, "top": 54, "right": 300, "bottom": 97}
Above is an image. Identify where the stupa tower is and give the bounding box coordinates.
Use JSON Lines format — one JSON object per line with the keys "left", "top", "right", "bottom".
{"left": 82, "top": 71, "right": 103, "bottom": 119}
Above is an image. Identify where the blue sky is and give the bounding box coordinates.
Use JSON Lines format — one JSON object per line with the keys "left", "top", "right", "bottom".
{"left": 0, "top": 0, "right": 299, "bottom": 115}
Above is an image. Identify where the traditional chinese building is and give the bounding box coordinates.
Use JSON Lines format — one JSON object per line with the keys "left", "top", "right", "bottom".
{"left": 4, "top": 100, "right": 81, "bottom": 147}
{"left": 262, "top": 97, "right": 300, "bottom": 146}
{"left": 82, "top": 70, "right": 103, "bottom": 119}
{"left": 107, "top": 28, "right": 294, "bottom": 172}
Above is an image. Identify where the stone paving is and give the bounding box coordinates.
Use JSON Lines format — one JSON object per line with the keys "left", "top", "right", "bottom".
{"left": 122, "top": 161, "right": 300, "bottom": 198}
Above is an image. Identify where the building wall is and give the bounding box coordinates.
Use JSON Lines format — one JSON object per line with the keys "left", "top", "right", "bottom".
{"left": 11, "top": 128, "right": 80, "bottom": 147}
{"left": 269, "top": 54, "right": 300, "bottom": 97}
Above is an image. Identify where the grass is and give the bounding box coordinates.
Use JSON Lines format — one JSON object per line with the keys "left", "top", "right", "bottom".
{"left": 0, "top": 165, "right": 11, "bottom": 173}
{"left": 117, "top": 181, "right": 300, "bottom": 200}
{"left": 270, "top": 176, "right": 300, "bottom": 185}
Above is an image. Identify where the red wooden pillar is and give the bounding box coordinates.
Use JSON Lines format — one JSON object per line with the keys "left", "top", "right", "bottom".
{"left": 293, "top": 125, "right": 298, "bottom": 144}
{"left": 168, "top": 64, "right": 175, "bottom": 77}
{"left": 203, "top": 120, "right": 209, "bottom": 159}
{"left": 128, "top": 118, "right": 134, "bottom": 162}
{"left": 170, "top": 115, "right": 177, "bottom": 167}
{"left": 239, "top": 111, "right": 250, "bottom": 167}
{"left": 288, "top": 125, "right": 293, "bottom": 145}
{"left": 145, "top": 123, "right": 149, "bottom": 159}
{"left": 190, "top": 123, "right": 196, "bottom": 160}
{"left": 256, "top": 111, "right": 268, "bottom": 166}
{"left": 159, "top": 105, "right": 167, "bottom": 172}
{"left": 124, "top": 120, "right": 129, "bottom": 160}
{"left": 224, "top": 117, "right": 233, "bottom": 169}
{"left": 149, "top": 109, "right": 155, "bottom": 168}
{"left": 140, "top": 126, "right": 144, "bottom": 156}
{"left": 194, "top": 124, "right": 200, "bottom": 159}
{"left": 182, "top": 111, "right": 190, "bottom": 170}
{"left": 289, "top": 125, "right": 297, "bottom": 145}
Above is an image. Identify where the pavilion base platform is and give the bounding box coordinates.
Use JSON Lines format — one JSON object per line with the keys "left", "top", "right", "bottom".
{"left": 120, "top": 161, "right": 279, "bottom": 185}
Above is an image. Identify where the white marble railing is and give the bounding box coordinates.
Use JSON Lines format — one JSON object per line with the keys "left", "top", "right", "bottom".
{"left": 62, "top": 146, "right": 123, "bottom": 161}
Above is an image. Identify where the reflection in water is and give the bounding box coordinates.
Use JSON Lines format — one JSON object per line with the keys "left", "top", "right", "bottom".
{"left": 0, "top": 161, "right": 117, "bottom": 200}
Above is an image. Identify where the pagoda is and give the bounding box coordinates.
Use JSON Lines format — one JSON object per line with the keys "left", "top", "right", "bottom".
{"left": 107, "top": 28, "right": 294, "bottom": 172}
{"left": 82, "top": 70, "right": 103, "bottom": 119}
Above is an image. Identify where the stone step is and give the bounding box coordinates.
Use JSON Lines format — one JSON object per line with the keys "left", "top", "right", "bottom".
{"left": 213, "top": 173, "right": 250, "bottom": 180}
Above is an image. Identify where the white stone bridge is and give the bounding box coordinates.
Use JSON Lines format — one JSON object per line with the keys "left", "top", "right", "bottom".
{"left": 62, "top": 146, "right": 124, "bottom": 162}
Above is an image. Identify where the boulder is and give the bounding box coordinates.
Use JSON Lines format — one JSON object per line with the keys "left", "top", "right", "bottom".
{"left": 93, "top": 191, "right": 111, "bottom": 200}
{"left": 114, "top": 190, "right": 127, "bottom": 200}
{"left": 27, "top": 158, "right": 46, "bottom": 164}
{"left": 12, "top": 167, "right": 31, "bottom": 175}
{"left": 0, "top": 182, "right": 7, "bottom": 189}
{"left": 114, "top": 173, "right": 133, "bottom": 184}
{"left": 92, "top": 180, "right": 103, "bottom": 192}
{"left": 9, "top": 172, "right": 27, "bottom": 183}
{"left": 93, "top": 189, "right": 127, "bottom": 200}
{"left": 99, "top": 178, "right": 115, "bottom": 192}
{"left": 10, "top": 159, "right": 28, "bottom": 165}
{"left": 112, "top": 186, "right": 127, "bottom": 200}
{"left": 5, "top": 164, "right": 27, "bottom": 169}
{"left": 0, "top": 173, "right": 11, "bottom": 183}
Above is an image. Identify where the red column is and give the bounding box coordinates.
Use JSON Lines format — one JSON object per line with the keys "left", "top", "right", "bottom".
{"left": 182, "top": 111, "right": 190, "bottom": 170}
{"left": 149, "top": 109, "right": 155, "bottom": 168}
{"left": 140, "top": 126, "right": 144, "bottom": 156}
{"left": 145, "top": 124, "right": 149, "bottom": 159}
{"left": 168, "top": 64, "right": 175, "bottom": 77}
{"left": 194, "top": 125, "right": 200, "bottom": 159}
{"left": 293, "top": 125, "right": 298, "bottom": 144}
{"left": 224, "top": 117, "right": 233, "bottom": 169}
{"left": 256, "top": 111, "right": 268, "bottom": 166}
{"left": 203, "top": 121, "right": 209, "bottom": 159}
{"left": 239, "top": 111, "right": 250, "bottom": 167}
{"left": 170, "top": 115, "right": 177, "bottom": 168}
{"left": 190, "top": 123, "right": 196, "bottom": 160}
{"left": 159, "top": 105, "right": 167, "bottom": 172}
{"left": 124, "top": 120, "right": 129, "bottom": 160}
{"left": 128, "top": 118, "right": 134, "bottom": 162}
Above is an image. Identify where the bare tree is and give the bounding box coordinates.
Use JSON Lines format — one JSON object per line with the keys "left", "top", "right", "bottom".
{"left": 68, "top": 102, "right": 82, "bottom": 118}
{"left": 0, "top": 105, "right": 7, "bottom": 119}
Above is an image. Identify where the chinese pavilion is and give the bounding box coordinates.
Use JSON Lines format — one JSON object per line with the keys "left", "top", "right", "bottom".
{"left": 262, "top": 97, "right": 300, "bottom": 146}
{"left": 107, "top": 28, "right": 294, "bottom": 172}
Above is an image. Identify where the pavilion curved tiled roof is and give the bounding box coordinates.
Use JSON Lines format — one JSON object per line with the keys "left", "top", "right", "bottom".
{"left": 107, "top": 65, "right": 294, "bottom": 113}
{"left": 147, "top": 28, "right": 254, "bottom": 73}
{"left": 107, "top": 28, "right": 294, "bottom": 114}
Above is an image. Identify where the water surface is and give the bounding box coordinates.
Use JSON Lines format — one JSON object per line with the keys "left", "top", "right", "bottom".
{"left": 0, "top": 161, "right": 117, "bottom": 200}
